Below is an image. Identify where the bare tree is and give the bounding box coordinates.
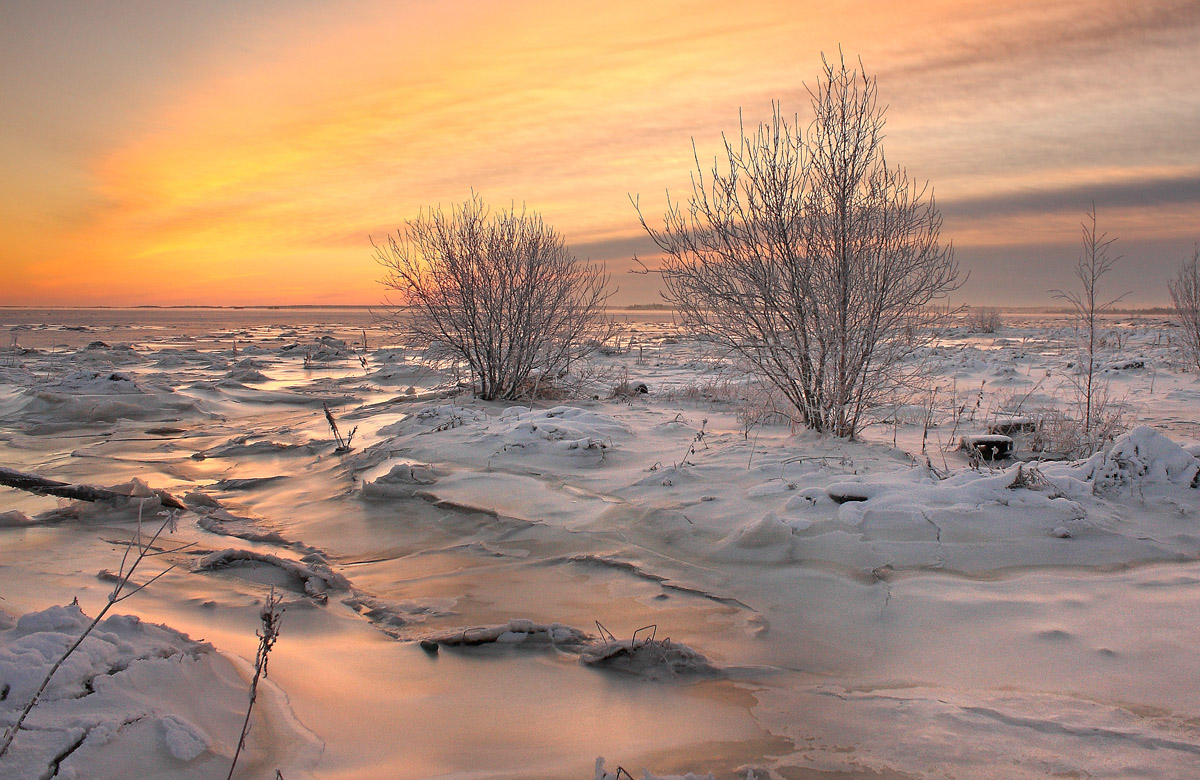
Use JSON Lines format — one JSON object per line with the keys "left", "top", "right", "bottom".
{"left": 1168, "top": 244, "right": 1200, "bottom": 370}
{"left": 635, "top": 53, "right": 959, "bottom": 438}
{"left": 1052, "top": 204, "right": 1126, "bottom": 450}
{"left": 376, "top": 194, "right": 611, "bottom": 401}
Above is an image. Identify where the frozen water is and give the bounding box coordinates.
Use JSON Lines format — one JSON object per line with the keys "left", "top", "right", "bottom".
{"left": 1, "top": 307, "right": 1199, "bottom": 778}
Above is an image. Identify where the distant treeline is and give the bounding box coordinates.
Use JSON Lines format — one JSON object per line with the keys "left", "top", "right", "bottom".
{"left": 989, "top": 306, "right": 1177, "bottom": 315}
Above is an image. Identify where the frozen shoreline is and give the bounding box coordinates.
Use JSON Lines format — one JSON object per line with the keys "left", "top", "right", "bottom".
{"left": 1, "top": 309, "right": 1199, "bottom": 779}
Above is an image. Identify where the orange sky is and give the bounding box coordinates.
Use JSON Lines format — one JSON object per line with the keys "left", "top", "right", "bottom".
{"left": 3, "top": 0, "right": 1199, "bottom": 306}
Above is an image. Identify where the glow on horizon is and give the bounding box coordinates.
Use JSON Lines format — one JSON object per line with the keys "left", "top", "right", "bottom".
{"left": 2, "top": 0, "right": 1198, "bottom": 307}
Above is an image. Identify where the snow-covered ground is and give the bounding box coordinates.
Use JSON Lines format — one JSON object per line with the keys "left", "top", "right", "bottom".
{"left": 1, "top": 307, "right": 1198, "bottom": 779}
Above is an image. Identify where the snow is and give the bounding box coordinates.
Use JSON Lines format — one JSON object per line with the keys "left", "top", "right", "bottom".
{"left": 1090, "top": 424, "right": 1200, "bottom": 489}
{"left": 194, "top": 548, "right": 350, "bottom": 599}
{"left": 1, "top": 307, "right": 1199, "bottom": 779}
{"left": 0, "top": 605, "right": 320, "bottom": 779}
{"left": 159, "top": 714, "right": 211, "bottom": 761}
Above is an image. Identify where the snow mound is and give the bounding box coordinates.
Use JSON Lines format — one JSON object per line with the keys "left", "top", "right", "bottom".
{"left": 481, "top": 406, "right": 629, "bottom": 463}
{"left": 579, "top": 636, "right": 717, "bottom": 679}
{"left": 427, "top": 619, "right": 590, "bottom": 648}
{"left": 15, "top": 370, "right": 202, "bottom": 425}
{"left": 424, "top": 618, "right": 717, "bottom": 679}
{"left": 194, "top": 549, "right": 349, "bottom": 599}
{"left": 0, "top": 510, "right": 33, "bottom": 527}
{"left": 1, "top": 606, "right": 207, "bottom": 703}
{"left": 197, "top": 438, "right": 304, "bottom": 458}
{"left": 497, "top": 405, "right": 630, "bottom": 441}
{"left": 361, "top": 462, "right": 438, "bottom": 498}
{"left": 158, "top": 714, "right": 211, "bottom": 761}
{"left": 1085, "top": 425, "right": 1200, "bottom": 491}
{"left": 714, "top": 512, "right": 795, "bottom": 563}
{"left": 42, "top": 370, "right": 144, "bottom": 395}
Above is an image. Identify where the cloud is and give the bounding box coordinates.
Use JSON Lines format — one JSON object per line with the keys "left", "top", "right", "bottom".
{"left": 942, "top": 172, "right": 1200, "bottom": 221}
{"left": 4, "top": 0, "right": 1198, "bottom": 305}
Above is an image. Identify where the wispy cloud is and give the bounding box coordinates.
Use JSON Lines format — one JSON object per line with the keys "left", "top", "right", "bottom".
{"left": 2, "top": 0, "right": 1197, "bottom": 305}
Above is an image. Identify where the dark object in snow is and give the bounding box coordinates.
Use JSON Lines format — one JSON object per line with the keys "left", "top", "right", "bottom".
{"left": 84, "top": 340, "right": 111, "bottom": 350}
{"left": 145, "top": 426, "right": 187, "bottom": 436}
{"left": 1104, "top": 357, "right": 1147, "bottom": 371}
{"left": 959, "top": 434, "right": 1013, "bottom": 460}
{"left": 987, "top": 417, "right": 1036, "bottom": 436}
{"left": 0, "top": 466, "right": 186, "bottom": 509}
{"left": 825, "top": 483, "right": 872, "bottom": 504}
{"left": 419, "top": 639, "right": 439, "bottom": 654}
{"left": 633, "top": 382, "right": 649, "bottom": 394}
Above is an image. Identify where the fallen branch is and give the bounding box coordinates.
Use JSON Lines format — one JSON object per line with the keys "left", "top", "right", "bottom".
{"left": 0, "top": 467, "right": 186, "bottom": 510}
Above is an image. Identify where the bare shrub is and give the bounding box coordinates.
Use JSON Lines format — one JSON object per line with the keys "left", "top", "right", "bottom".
{"left": 635, "top": 53, "right": 959, "bottom": 438}
{"left": 1026, "top": 383, "right": 1130, "bottom": 458}
{"left": 658, "top": 376, "right": 742, "bottom": 405}
{"left": 1168, "top": 244, "right": 1200, "bottom": 370}
{"left": 1051, "top": 204, "right": 1128, "bottom": 453}
{"left": 736, "top": 379, "right": 798, "bottom": 434}
{"left": 966, "top": 306, "right": 1003, "bottom": 333}
{"left": 376, "top": 194, "right": 611, "bottom": 401}
{"left": 607, "top": 368, "right": 645, "bottom": 400}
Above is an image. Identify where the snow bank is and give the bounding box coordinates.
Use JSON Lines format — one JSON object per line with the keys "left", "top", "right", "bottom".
{"left": 0, "top": 604, "right": 321, "bottom": 780}
{"left": 12, "top": 370, "right": 204, "bottom": 426}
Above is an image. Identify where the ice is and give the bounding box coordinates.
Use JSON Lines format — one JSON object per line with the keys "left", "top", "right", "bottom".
{"left": 194, "top": 549, "right": 350, "bottom": 598}
{"left": 1, "top": 307, "right": 1199, "bottom": 779}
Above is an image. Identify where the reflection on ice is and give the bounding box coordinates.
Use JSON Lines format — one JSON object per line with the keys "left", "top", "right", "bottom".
{"left": 1, "top": 307, "right": 1199, "bottom": 778}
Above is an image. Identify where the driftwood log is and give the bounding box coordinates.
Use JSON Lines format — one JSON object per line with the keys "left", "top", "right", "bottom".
{"left": 0, "top": 467, "right": 186, "bottom": 510}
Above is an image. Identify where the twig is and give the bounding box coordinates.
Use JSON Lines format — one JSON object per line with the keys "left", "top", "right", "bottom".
{"left": 227, "top": 587, "right": 285, "bottom": 780}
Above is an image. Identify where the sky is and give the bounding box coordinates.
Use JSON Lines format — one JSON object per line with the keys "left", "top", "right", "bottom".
{"left": 2, "top": 0, "right": 1198, "bottom": 307}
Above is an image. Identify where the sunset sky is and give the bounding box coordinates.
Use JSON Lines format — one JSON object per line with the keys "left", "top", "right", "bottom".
{"left": 2, "top": 0, "right": 1198, "bottom": 307}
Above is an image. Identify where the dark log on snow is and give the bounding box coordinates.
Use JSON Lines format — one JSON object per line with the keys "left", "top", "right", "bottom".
{"left": 0, "top": 467, "right": 186, "bottom": 510}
